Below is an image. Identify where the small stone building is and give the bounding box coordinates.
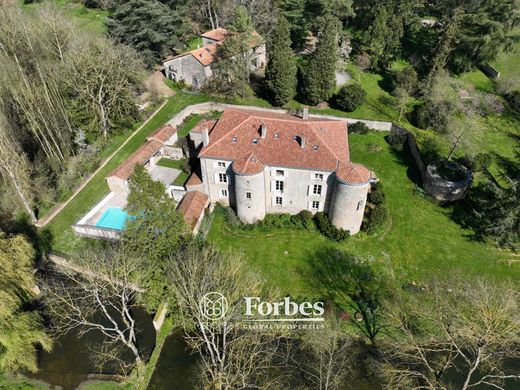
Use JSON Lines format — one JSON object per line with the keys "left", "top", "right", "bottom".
{"left": 163, "top": 28, "right": 266, "bottom": 88}
{"left": 187, "top": 109, "right": 374, "bottom": 234}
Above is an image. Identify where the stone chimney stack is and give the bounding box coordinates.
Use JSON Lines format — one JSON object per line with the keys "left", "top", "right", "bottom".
{"left": 202, "top": 126, "right": 210, "bottom": 147}
{"left": 300, "top": 134, "right": 306, "bottom": 149}
{"left": 260, "top": 123, "right": 267, "bottom": 139}
{"left": 302, "top": 107, "right": 309, "bottom": 120}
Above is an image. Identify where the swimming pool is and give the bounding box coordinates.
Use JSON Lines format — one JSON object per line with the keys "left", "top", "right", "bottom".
{"left": 95, "top": 207, "right": 129, "bottom": 230}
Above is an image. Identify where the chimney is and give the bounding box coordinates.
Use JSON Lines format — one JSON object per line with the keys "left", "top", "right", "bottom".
{"left": 300, "top": 134, "right": 306, "bottom": 149}
{"left": 302, "top": 107, "right": 309, "bottom": 120}
{"left": 260, "top": 123, "right": 267, "bottom": 139}
{"left": 202, "top": 126, "right": 210, "bottom": 147}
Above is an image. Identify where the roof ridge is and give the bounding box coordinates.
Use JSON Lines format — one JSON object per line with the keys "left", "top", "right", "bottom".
{"left": 201, "top": 112, "right": 251, "bottom": 155}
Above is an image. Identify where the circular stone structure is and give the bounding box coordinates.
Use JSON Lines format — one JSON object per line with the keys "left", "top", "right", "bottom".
{"left": 329, "top": 162, "right": 372, "bottom": 234}
{"left": 424, "top": 160, "right": 472, "bottom": 202}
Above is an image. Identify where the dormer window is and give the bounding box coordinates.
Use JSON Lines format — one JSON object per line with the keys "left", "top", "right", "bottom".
{"left": 312, "top": 145, "right": 319, "bottom": 151}
{"left": 252, "top": 138, "right": 258, "bottom": 144}
{"left": 274, "top": 133, "right": 279, "bottom": 139}
{"left": 232, "top": 136, "right": 238, "bottom": 143}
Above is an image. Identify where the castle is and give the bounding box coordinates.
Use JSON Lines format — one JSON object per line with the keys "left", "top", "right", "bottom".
{"left": 186, "top": 108, "right": 374, "bottom": 234}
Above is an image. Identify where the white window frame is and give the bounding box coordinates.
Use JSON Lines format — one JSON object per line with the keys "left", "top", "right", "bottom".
{"left": 312, "top": 200, "right": 320, "bottom": 210}
{"left": 315, "top": 173, "right": 324, "bottom": 180}
{"left": 218, "top": 173, "right": 227, "bottom": 183}
{"left": 275, "top": 180, "right": 284, "bottom": 193}
{"left": 220, "top": 189, "right": 228, "bottom": 198}
{"left": 245, "top": 191, "right": 252, "bottom": 200}
{"left": 275, "top": 169, "right": 285, "bottom": 177}
{"left": 217, "top": 161, "right": 226, "bottom": 167}
{"left": 275, "top": 196, "right": 283, "bottom": 206}
{"left": 313, "top": 184, "right": 322, "bottom": 195}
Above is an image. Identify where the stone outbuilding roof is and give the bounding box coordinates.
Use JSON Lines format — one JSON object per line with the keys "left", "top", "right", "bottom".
{"left": 201, "top": 28, "right": 228, "bottom": 42}
{"left": 109, "top": 140, "right": 163, "bottom": 180}
{"left": 176, "top": 191, "right": 209, "bottom": 230}
{"left": 199, "top": 108, "right": 350, "bottom": 172}
{"left": 147, "top": 124, "right": 177, "bottom": 143}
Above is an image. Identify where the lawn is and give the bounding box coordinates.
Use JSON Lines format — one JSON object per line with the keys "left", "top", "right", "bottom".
{"left": 207, "top": 132, "right": 519, "bottom": 295}
{"left": 20, "top": 0, "right": 109, "bottom": 34}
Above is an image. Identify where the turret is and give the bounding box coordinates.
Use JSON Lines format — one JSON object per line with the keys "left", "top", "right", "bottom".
{"left": 232, "top": 153, "right": 266, "bottom": 223}
{"left": 329, "top": 162, "right": 372, "bottom": 234}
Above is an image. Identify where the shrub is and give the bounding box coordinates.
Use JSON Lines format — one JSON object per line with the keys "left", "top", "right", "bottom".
{"left": 313, "top": 212, "right": 350, "bottom": 241}
{"left": 505, "top": 90, "right": 520, "bottom": 113}
{"left": 349, "top": 122, "right": 371, "bottom": 134}
{"left": 413, "top": 100, "right": 454, "bottom": 133}
{"left": 369, "top": 183, "right": 386, "bottom": 205}
{"left": 222, "top": 206, "right": 242, "bottom": 228}
{"left": 364, "top": 204, "right": 389, "bottom": 234}
{"left": 386, "top": 129, "right": 407, "bottom": 151}
{"left": 293, "top": 210, "right": 315, "bottom": 230}
{"left": 389, "top": 67, "right": 418, "bottom": 96}
{"left": 332, "top": 84, "right": 366, "bottom": 112}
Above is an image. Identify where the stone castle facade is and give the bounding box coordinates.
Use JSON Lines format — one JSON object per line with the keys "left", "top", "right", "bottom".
{"left": 187, "top": 108, "right": 374, "bottom": 234}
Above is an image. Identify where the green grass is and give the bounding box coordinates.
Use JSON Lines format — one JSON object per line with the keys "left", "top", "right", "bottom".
{"left": 20, "top": 0, "right": 109, "bottom": 34}
{"left": 77, "top": 381, "right": 131, "bottom": 390}
{"left": 207, "top": 132, "right": 519, "bottom": 295}
{"left": 0, "top": 373, "right": 47, "bottom": 390}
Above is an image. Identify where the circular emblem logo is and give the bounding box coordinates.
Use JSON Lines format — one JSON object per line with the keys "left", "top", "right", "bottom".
{"left": 199, "top": 292, "right": 228, "bottom": 321}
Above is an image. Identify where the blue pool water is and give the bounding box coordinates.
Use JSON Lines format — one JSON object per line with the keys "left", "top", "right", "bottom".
{"left": 95, "top": 207, "right": 129, "bottom": 230}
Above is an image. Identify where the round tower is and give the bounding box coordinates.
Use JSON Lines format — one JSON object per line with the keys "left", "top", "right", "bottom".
{"left": 232, "top": 153, "right": 266, "bottom": 223}
{"left": 329, "top": 162, "right": 372, "bottom": 234}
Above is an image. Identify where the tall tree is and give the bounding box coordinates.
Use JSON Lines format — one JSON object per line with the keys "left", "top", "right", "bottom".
{"left": 123, "top": 165, "right": 188, "bottom": 311}
{"left": 107, "top": 0, "right": 188, "bottom": 67}
{"left": 300, "top": 15, "right": 339, "bottom": 105}
{"left": 265, "top": 16, "right": 297, "bottom": 106}
{"left": 0, "top": 232, "right": 52, "bottom": 373}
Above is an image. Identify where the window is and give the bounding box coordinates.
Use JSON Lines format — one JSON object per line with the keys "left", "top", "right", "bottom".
{"left": 312, "top": 145, "right": 319, "bottom": 151}
{"left": 312, "top": 201, "right": 320, "bottom": 210}
{"left": 274, "top": 133, "right": 280, "bottom": 139}
{"left": 232, "top": 136, "right": 238, "bottom": 143}
{"left": 315, "top": 173, "right": 324, "bottom": 180}
{"left": 245, "top": 191, "right": 252, "bottom": 200}
{"left": 275, "top": 180, "right": 284, "bottom": 193}
{"left": 217, "top": 161, "right": 226, "bottom": 167}
{"left": 357, "top": 200, "right": 363, "bottom": 211}
{"left": 276, "top": 169, "right": 285, "bottom": 177}
{"left": 275, "top": 196, "right": 283, "bottom": 206}
{"left": 313, "top": 184, "right": 322, "bottom": 195}
{"left": 218, "top": 173, "right": 227, "bottom": 183}
{"left": 220, "top": 189, "right": 228, "bottom": 198}
{"left": 252, "top": 138, "right": 259, "bottom": 144}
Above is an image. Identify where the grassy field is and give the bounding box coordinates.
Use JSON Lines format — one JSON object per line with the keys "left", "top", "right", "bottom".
{"left": 207, "top": 132, "right": 519, "bottom": 295}
{"left": 20, "top": 0, "right": 108, "bottom": 33}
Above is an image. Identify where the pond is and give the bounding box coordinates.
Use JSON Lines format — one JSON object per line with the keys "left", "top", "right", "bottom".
{"left": 27, "top": 307, "right": 156, "bottom": 390}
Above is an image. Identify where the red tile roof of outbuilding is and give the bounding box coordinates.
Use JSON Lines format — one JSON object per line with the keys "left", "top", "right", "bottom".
{"left": 109, "top": 140, "right": 163, "bottom": 180}
{"left": 147, "top": 124, "right": 177, "bottom": 143}
{"left": 176, "top": 191, "right": 209, "bottom": 230}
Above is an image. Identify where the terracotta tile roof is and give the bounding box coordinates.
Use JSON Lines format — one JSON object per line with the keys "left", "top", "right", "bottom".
{"left": 185, "top": 172, "right": 203, "bottom": 187}
{"left": 201, "top": 28, "right": 228, "bottom": 42}
{"left": 199, "top": 109, "right": 350, "bottom": 172}
{"left": 109, "top": 140, "right": 163, "bottom": 180}
{"left": 177, "top": 191, "right": 209, "bottom": 229}
{"left": 336, "top": 162, "right": 372, "bottom": 184}
{"left": 232, "top": 152, "right": 265, "bottom": 175}
{"left": 166, "top": 30, "right": 264, "bottom": 67}
{"left": 147, "top": 124, "right": 177, "bottom": 143}
{"left": 191, "top": 119, "right": 217, "bottom": 133}
{"left": 190, "top": 43, "right": 220, "bottom": 66}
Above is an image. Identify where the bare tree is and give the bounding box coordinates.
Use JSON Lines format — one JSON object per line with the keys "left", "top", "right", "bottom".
{"left": 291, "top": 316, "right": 354, "bottom": 390}
{"left": 380, "top": 277, "right": 520, "bottom": 390}
{"left": 0, "top": 111, "right": 37, "bottom": 222}
{"left": 168, "top": 243, "right": 285, "bottom": 390}
{"left": 41, "top": 247, "right": 147, "bottom": 377}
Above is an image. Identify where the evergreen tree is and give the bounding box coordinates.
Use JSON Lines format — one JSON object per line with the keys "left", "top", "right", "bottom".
{"left": 265, "top": 16, "right": 297, "bottom": 106}
{"left": 107, "top": 0, "right": 189, "bottom": 67}
{"left": 123, "top": 165, "right": 188, "bottom": 311}
{"left": 300, "top": 15, "right": 339, "bottom": 105}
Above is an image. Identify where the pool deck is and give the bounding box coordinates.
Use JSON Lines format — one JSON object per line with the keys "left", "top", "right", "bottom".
{"left": 77, "top": 192, "right": 128, "bottom": 227}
